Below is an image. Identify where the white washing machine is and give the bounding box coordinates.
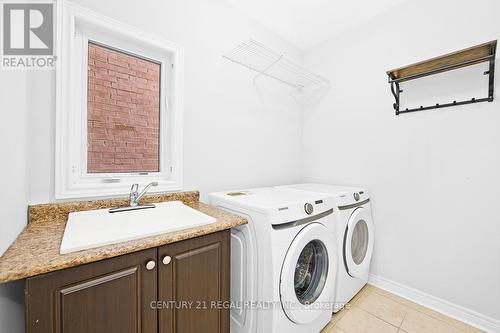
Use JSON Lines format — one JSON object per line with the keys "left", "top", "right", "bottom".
{"left": 209, "top": 187, "right": 338, "bottom": 333}
{"left": 278, "top": 184, "right": 374, "bottom": 312}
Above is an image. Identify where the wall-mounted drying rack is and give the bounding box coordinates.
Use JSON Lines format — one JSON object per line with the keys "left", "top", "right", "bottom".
{"left": 386, "top": 40, "right": 497, "bottom": 115}
{"left": 223, "top": 39, "right": 330, "bottom": 91}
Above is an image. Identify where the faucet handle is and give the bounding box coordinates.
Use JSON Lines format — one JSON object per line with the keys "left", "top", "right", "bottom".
{"left": 130, "top": 183, "right": 139, "bottom": 194}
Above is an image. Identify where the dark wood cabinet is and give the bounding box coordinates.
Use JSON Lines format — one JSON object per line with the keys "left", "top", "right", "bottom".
{"left": 25, "top": 230, "right": 230, "bottom": 333}
{"left": 158, "top": 230, "right": 230, "bottom": 333}
{"left": 25, "top": 248, "right": 158, "bottom": 333}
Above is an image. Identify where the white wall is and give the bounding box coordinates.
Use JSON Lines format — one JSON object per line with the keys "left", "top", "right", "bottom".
{"left": 0, "top": 71, "right": 29, "bottom": 331}
{"left": 28, "top": 0, "right": 304, "bottom": 204}
{"left": 303, "top": 0, "right": 500, "bottom": 322}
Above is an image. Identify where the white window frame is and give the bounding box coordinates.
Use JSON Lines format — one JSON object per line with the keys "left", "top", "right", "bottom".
{"left": 55, "top": 1, "right": 183, "bottom": 199}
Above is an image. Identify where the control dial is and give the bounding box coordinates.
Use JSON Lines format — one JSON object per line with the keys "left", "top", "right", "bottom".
{"left": 353, "top": 193, "right": 360, "bottom": 201}
{"left": 304, "top": 203, "right": 314, "bottom": 215}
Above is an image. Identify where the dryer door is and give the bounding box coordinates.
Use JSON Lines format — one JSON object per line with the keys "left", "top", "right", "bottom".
{"left": 280, "top": 223, "right": 336, "bottom": 324}
{"left": 343, "top": 207, "right": 374, "bottom": 278}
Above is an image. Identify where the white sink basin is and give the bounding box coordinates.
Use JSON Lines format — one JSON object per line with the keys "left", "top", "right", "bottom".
{"left": 60, "top": 201, "right": 216, "bottom": 254}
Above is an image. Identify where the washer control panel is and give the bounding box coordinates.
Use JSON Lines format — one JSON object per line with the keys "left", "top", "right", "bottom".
{"left": 273, "top": 197, "right": 333, "bottom": 227}
{"left": 304, "top": 203, "right": 314, "bottom": 215}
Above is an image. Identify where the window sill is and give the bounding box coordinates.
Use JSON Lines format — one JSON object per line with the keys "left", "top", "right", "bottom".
{"left": 55, "top": 181, "right": 183, "bottom": 200}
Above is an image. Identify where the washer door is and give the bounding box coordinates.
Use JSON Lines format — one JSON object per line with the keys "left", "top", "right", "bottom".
{"left": 280, "top": 223, "right": 336, "bottom": 324}
{"left": 344, "top": 207, "right": 374, "bottom": 278}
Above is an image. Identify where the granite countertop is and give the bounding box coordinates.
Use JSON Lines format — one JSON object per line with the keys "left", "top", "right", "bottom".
{"left": 0, "top": 191, "right": 246, "bottom": 284}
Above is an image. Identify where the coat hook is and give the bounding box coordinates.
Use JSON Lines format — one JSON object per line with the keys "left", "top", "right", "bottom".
{"left": 387, "top": 40, "right": 495, "bottom": 115}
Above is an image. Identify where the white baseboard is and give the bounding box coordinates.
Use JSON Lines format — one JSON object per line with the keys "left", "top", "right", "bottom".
{"left": 368, "top": 274, "right": 500, "bottom": 333}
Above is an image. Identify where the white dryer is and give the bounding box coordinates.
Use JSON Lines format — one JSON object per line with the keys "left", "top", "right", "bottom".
{"left": 209, "top": 187, "right": 338, "bottom": 333}
{"left": 277, "top": 184, "right": 374, "bottom": 312}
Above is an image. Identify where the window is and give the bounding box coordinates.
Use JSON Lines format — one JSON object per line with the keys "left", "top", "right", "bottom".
{"left": 56, "top": 2, "right": 183, "bottom": 199}
{"left": 87, "top": 42, "right": 161, "bottom": 174}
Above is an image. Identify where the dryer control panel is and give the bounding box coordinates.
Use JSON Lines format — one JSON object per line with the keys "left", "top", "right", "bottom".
{"left": 337, "top": 190, "right": 370, "bottom": 208}
{"left": 304, "top": 203, "right": 314, "bottom": 215}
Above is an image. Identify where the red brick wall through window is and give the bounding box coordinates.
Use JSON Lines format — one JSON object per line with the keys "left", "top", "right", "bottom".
{"left": 87, "top": 42, "right": 160, "bottom": 173}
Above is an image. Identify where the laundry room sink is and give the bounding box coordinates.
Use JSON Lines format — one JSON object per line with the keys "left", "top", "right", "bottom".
{"left": 60, "top": 201, "right": 216, "bottom": 254}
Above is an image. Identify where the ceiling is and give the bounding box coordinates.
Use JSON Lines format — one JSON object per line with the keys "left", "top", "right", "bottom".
{"left": 225, "top": 0, "right": 406, "bottom": 50}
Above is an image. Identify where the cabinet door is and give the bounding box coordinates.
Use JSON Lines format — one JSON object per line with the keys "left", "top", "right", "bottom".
{"left": 158, "top": 230, "right": 230, "bottom": 333}
{"left": 25, "top": 248, "right": 158, "bottom": 333}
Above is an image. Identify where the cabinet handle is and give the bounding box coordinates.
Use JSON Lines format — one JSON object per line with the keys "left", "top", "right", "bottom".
{"left": 162, "top": 255, "right": 172, "bottom": 265}
{"left": 145, "top": 260, "right": 156, "bottom": 270}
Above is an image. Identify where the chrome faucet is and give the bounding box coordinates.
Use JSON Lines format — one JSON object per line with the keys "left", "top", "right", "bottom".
{"left": 109, "top": 182, "right": 159, "bottom": 213}
{"left": 130, "top": 182, "right": 159, "bottom": 207}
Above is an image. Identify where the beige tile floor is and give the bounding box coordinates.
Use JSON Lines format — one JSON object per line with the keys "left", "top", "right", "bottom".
{"left": 321, "top": 284, "right": 485, "bottom": 333}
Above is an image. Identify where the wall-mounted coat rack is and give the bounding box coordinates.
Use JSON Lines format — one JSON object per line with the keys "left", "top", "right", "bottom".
{"left": 223, "top": 39, "right": 330, "bottom": 91}
{"left": 386, "top": 40, "right": 497, "bottom": 115}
